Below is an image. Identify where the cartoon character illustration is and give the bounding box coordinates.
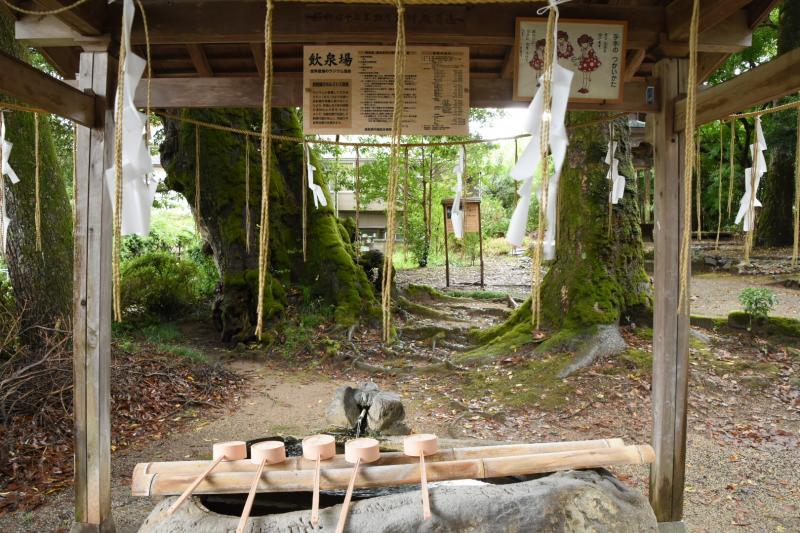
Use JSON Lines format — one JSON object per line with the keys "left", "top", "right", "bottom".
{"left": 528, "top": 38, "right": 546, "bottom": 83}
{"left": 556, "top": 30, "right": 575, "bottom": 61}
{"left": 576, "top": 34, "right": 602, "bottom": 94}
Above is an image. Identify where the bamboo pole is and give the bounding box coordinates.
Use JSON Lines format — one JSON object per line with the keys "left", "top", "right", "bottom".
{"left": 133, "top": 438, "right": 626, "bottom": 483}
{"left": 133, "top": 444, "right": 653, "bottom": 497}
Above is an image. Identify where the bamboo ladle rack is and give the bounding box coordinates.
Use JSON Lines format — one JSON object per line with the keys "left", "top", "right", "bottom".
{"left": 132, "top": 438, "right": 653, "bottom": 498}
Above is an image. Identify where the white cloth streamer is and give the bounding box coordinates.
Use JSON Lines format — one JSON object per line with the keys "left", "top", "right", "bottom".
{"left": 506, "top": 60, "right": 573, "bottom": 260}
{"left": 605, "top": 140, "right": 625, "bottom": 204}
{"left": 105, "top": 0, "right": 155, "bottom": 236}
{"left": 1, "top": 114, "right": 19, "bottom": 184}
{"left": 735, "top": 117, "right": 767, "bottom": 232}
{"left": 305, "top": 144, "right": 328, "bottom": 209}
{"left": 451, "top": 145, "right": 465, "bottom": 239}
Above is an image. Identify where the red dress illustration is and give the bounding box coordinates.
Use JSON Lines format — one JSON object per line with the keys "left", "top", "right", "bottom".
{"left": 576, "top": 34, "right": 601, "bottom": 94}
{"left": 556, "top": 31, "right": 574, "bottom": 60}
{"left": 528, "top": 39, "right": 546, "bottom": 87}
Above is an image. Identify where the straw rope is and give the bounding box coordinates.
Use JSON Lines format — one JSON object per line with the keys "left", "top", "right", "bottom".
{"left": 255, "top": 0, "right": 275, "bottom": 339}
{"left": 72, "top": 124, "right": 77, "bottom": 223}
{"left": 715, "top": 121, "right": 723, "bottom": 250}
{"left": 606, "top": 121, "right": 614, "bottom": 240}
{"left": 678, "top": 0, "right": 699, "bottom": 313}
{"left": 135, "top": 0, "right": 152, "bottom": 147}
{"left": 530, "top": 6, "right": 557, "bottom": 331}
{"left": 743, "top": 120, "right": 759, "bottom": 265}
{"left": 301, "top": 140, "right": 308, "bottom": 261}
{"left": 695, "top": 130, "right": 701, "bottom": 241}
{"left": 380, "top": 0, "right": 407, "bottom": 343}
{"left": 793, "top": 108, "right": 800, "bottom": 267}
{"left": 1, "top": 0, "right": 90, "bottom": 15}
{"left": 245, "top": 137, "right": 251, "bottom": 253}
{"left": 403, "top": 146, "right": 409, "bottom": 258}
{"left": 730, "top": 99, "right": 800, "bottom": 120}
{"left": 194, "top": 125, "right": 201, "bottom": 232}
{"left": 355, "top": 145, "right": 362, "bottom": 260}
{"left": 112, "top": 36, "right": 127, "bottom": 322}
{"left": 727, "top": 119, "right": 735, "bottom": 218}
{"left": 34, "top": 112, "right": 41, "bottom": 252}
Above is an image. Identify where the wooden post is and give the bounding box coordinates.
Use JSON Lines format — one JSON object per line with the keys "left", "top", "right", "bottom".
{"left": 644, "top": 168, "right": 652, "bottom": 223}
{"left": 442, "top": 204, "right": 450, "bottom": 287}
{"left": 72, "top": 50, "right": 115, "bottom": 533}
{"left": 477, "top": 201, "right": 484, "bottom": 289}
{"left": 650, "top": 57, "right": 690, "bottom": 532}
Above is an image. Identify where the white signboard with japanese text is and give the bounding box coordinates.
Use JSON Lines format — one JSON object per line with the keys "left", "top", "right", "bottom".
{"left": 303, "top": 45, "right": 469, "bottom": 136}
{"left": 514, "top": 18, "right": 627, "bottom": 103}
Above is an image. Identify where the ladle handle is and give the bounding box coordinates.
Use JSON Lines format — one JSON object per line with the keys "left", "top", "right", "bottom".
{"left": 311, "top": 454, "right": 321, "bottom": 526}
{"left": 335, "top": 458, "right": 361, "bottom": 533}
{"left": 236, "top": 456, "right": 268, "bottom": 533}
{"left": 168, "top": 454, "right": 225, "bottom": 515}
{"left": 421, "top": 454, "right": 431, "bottom": 520}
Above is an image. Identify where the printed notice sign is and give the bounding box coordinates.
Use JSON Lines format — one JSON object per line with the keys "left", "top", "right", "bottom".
{"left": 303, "top": 46, "right": 469, "bottom": 136}
{"left": 514, "top": 18, "right": 627, "bottom": 103}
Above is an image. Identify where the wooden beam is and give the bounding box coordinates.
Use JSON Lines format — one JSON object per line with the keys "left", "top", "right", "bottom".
{"left": 747, "top": 0, "right": 781, "bottom": 28}
{"left": 31, "top": 0, "right": 107, "bottom": 36}
{"left": 186, "top": 44, "right": 213, "bottom": 77}
{"left": 250, "top": 43, "right": 264, "bottom": 78}
{"left": 666, "top": 0, "right": 750, "bottom": 41}
{"left": 675, "top": 47, "right": 800, "bottom": 130}
{"left": 500, "top": 48, "right": 514, "bottom": 80}
{"left": 658, "top": 10, "right": 752, "bottom": 56}
{"left": 0, "top": 50, "right": 95, "bottom": 127}
{"left": 624, "top": 49, "right": 646, "bottom": 83}
{"left": 73, "top": 49, "right": 114, "bottom": 532}
{"left": 650, "top": 57, "right": 690, "bottom": 526}
{"left": 133, "top": 76, "right": 657, "bottom": 112}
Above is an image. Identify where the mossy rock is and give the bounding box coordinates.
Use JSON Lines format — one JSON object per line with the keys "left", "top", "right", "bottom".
{"left": 727, "top": 312, "right": 800, "bottom": 339}
{"left": 404, "top": 284, "right": 461, "bottom": 303}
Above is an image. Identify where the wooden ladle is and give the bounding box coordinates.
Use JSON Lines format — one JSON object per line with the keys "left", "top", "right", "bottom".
{"left": 302, "top": 434, "right": 336, "bottom": 527}
{"left": 167, "top": 441, "right": 246, "bottom": 515}
{"left": 335, "top": 437, "right": 380, "bottom": 533}
{"left": 236, "top": 441, "right": 287, "bottom": 533}
{"left": 404, "top": 434, "right": 439, "bottom": 520}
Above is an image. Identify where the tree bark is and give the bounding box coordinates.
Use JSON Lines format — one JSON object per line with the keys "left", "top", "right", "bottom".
{"left": 475, "top": 114, "right": 652, "bottom": 351}
{"left": 757, "top": 2, "right": 799, "bottom": 247}
{"left": 159, "top": 108, "right": 376, "bottom": 342}
{"left": 0, "top": 13, "right": 74, "bottom": 328}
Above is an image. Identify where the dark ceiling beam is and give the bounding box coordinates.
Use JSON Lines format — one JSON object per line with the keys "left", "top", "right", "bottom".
{"left": 186, "top": 44, "right": 213, "bottom": 77}
{"left": 665, "top": 0, "right": 750, "bottom": 41}
{"left": 30, "top": 0, "right": 107, "bottom": 36}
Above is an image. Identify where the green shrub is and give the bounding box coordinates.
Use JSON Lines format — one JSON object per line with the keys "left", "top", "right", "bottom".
{"left": 738, "top": 287, "right": 777, "bottom": 327}
{"left": 121, "top": 252, "right": 211, "bottom": 323}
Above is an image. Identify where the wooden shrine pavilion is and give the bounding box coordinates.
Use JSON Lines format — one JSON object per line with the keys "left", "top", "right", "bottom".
{"left": 0, "top": 1, "right": 796, "bottom": 531}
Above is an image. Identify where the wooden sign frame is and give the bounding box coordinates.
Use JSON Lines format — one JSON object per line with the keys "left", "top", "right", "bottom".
{"left": 441, "top": 197, "right": 484, "bottom": 288}
{"left": 513, "top": 17, "right": 628, "bottom": 104}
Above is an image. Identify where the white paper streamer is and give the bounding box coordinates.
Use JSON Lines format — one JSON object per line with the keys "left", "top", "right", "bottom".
{"left": 1, "top": 199, "right": 8, "bottom": 256}
{"left": 451, "top": 145, "right": 465, "bottom": 239}
{"left": 305, "top": 144, "right": 328, "bottom": 209}
{"left": 735, "top": 117, "right": 767, "bottom": 232}
{"left": 506, "top": 60, "right": 574, "bottom": 260}
{"left": 105, "top": 0, "right": 155, "bottom": 236}
{"left": 605, "top": 140, "right": 625, "bottom": 204}
{"left": 0, "top": 114, "right": 19, "bottom": 185}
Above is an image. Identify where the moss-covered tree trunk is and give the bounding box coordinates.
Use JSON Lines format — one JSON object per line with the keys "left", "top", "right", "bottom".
{"left": 0, "top": 14, "right": 73, "bottom": 328}
{"left": 476, "top": 114, "right": 652, "bottom": 351}
{"left": 757, "top": 2, "right": 799, "bottom": 247}
{"left": 160, "top": 108, "right": 375, "bottom": 342}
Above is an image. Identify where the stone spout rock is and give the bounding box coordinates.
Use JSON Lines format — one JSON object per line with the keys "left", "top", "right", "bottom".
{"left": 325, "top": 385, "right": 360, "bottom": 428}
{"left": 366, "top": 391, "right": 410, "bottom": 435}
{"left": 138, "top": 469, "right": 658, "bottom": 532}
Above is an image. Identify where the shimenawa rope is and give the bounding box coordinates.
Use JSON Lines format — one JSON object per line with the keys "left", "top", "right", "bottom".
{"left": 695, "top": 129, "right": 702, "bottom": 242}
{"left": 715, "top": 121, "right": 723, "bottom": 250}
{"left": 727, "top": 119, "right": 735, "bottom": 218}
{"left": 793, "top": 108, "right": 800, "bottom": 267}
{"left": 245, "top": 137, "right": 251, "bottom": 253}
{"left": 34, "top": 112, "right": 41, "bottom": 252}
{"left": 112, "top": 34, "right": 127, "bottom": 322}
{"left": 743, "top": 120, "right": 759, "bottom": 265}
{"left": 194, "top": 124, "right": 201, "bottom": 232}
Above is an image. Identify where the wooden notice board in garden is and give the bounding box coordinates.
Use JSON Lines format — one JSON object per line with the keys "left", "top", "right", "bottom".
{"left": 441, "top": 197, "right": 483, "bottom": 288}
{"left": 303, "top": 45, "right": 470, "bottom": 135}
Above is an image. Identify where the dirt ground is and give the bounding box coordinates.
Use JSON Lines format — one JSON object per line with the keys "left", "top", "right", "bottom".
{"left": 2, "top": 252, "right": 798, "bottom": 532}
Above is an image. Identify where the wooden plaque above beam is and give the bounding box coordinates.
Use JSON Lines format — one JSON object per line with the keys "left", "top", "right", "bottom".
{"left": 134, "top": 76, "right": 657, "bottom": 113}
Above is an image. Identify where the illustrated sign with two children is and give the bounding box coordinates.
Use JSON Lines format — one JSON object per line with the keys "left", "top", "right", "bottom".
{"left": 514, "top": 18, "right": 627, "bottom": 103}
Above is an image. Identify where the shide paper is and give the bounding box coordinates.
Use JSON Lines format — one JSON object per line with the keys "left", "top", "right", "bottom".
{"left": 105, "top": 0, "right": 156, "bottom": 236}
{"left": 605, "top": 139, "right": 624, "bottom": 204}
{"left": 451, "top": 145, "right": 466, "bottom": 239}
{"left": 735, "top": 117, "right": 766, "bottom": 232}
{"left": 305, "top": 144, "right": 328, "bottom": 209}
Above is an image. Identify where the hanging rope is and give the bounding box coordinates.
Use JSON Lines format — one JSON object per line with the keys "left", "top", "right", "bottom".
{"left": 355, "top": 145, "right": 362, "bottom": 260}
{"left": 112, "top": 34, "right": 127, "bottom": 323}
{"left": 695, "top": 129, "right": 702, "bottom": 241}
{"left": 135, "top": 0, "right": 152, "bottom": 150}
{"left": 194, "top": 124, "right": 201, "bottom": 232}
{"left": 403, "top": 146, "right": 409, "bottom": 258}
{"left": 514, "top": 138, "right": 518, "bottom": 164}
{"left": 715, "top": 121, "right": 723, "bottom": 249}
{"left": 380, "top": 0, "right": 408, "bottom": 343}
{"left": 530, "top": 6, "right": 557, "bottom": 331}
{"left": 302, "top": 140, "right": 308, "bottom": 261}
{"left": 0, "top": 118, "right": 5, "bottom": 259}
{"left": 678, "top": 0, "right": 700, "bottom": 313}
{"left": 607, "top": 122, "right": 614, "bottom": 239}
{"left": 72, "top": 124, "right": 77, "bottom": 223}
{"left": 1, "top": 0, "right": 90, "bottom": 15}
{"left": 255, "top": 0, "right": 275, "bottom": 339}
{"left": 793, "top": 108, "right": 800, "bottom": 267}
{"left": 743, "top": 120, "right": 759, "bottom": 265}
{"left": 727, "top": 119, "right": 735, "bottom": 218}
{"left": 34, "top": 112, "right": 41, "bottom": 252}
{"left": 244, "top": 137, "right": 251, "bottom": 253}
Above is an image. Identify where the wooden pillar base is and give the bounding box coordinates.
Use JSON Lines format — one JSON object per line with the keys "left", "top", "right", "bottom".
{"left": 657, "top": 521, "right": 687, "bottom": 533}
{"left": 70, "top": 516, "right": 116, "bottom": 533}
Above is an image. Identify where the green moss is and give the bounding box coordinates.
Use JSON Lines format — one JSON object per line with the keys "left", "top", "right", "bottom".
{"left": 404, "top": 284, "right": 461, "bottom": 302}
{"left": 727, "top": 312, "right": 800, "bottom": 338}
{"left": 395, "top": 295, "right": 450, "bottom": 320}
{"left": 460, "top": 353, "right": 574, "bottom": 410}
{"left": 445, "top": 289, "right": 508, "bottom": 300}
{"left": 690, "top": 315, "right": 727, "bottom": 330}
